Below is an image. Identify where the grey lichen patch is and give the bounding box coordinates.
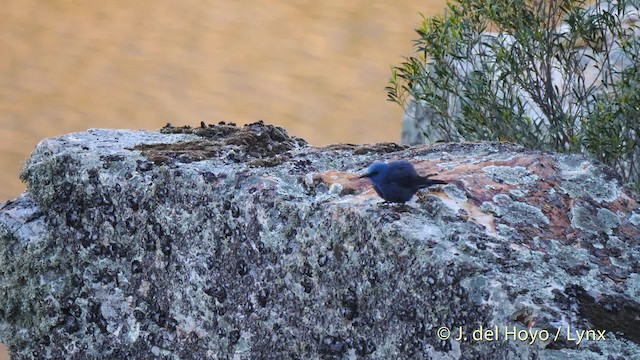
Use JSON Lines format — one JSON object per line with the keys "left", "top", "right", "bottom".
{"left": 560, "top": 166, "right": 620, "bottom": 203}
{"left": 496, "top": 224, "right": 524, "bottom": 242}
{"left": 509, "top": 189, "right": 526, "bottom": 198}
{"left": 493, "top": 194, "right": 549, "bottom": 227}
{"left": 571, "top": 201, "right": 621, "bottom": 235}
{"left": 19, "top": 153, "right": 83, "bottom": 209}
{"left": 480, "top": 201, "right": 495, "bottom": 213}
{"left": 444, "top": 184, "right": 467, "bottom": 201}
{"left": 329, "top": 183, "right": 345, "bottom": 195}
{"left": 630, "top": 212, "right": 640, "bottom": 226}
{"left": 557, "top": 154, "right": 586, "bottom": 169}
{"left": 460, "top": 275, "right": 488, "bottom": 306}
{"left": 482, "top": 165, "right": 539, "bottom": 185}
{"left": 627, "top": 274, "right": 640, "bottom": 299}
{"left": 597, "top": 208, "right": 622, "bottom": 234}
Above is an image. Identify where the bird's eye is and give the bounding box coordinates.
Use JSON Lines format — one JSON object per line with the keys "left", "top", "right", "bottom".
{"left": 370, "top": 171, "right": 378, "bottom": 176}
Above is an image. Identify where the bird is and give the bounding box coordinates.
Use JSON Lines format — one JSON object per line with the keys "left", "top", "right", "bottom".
{"left": 359, "top": 160, "right": 446, "bottom": 204}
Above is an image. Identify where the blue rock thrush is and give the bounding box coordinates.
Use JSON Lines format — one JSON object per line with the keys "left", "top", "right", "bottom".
{"left": 359, "top": 160, "right": 446, "bottom": 203}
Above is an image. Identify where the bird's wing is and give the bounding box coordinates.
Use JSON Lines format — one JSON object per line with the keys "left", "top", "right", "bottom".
{"left": 385, "top": 163, "right": 419, "bottom": 188}
{"left": 372, "top": 183, "right": 386, "bottom": 198}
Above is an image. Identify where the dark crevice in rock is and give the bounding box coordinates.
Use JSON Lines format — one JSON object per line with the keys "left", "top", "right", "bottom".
{"left": 567, "top": 285, "right": 640, "bottom": 345}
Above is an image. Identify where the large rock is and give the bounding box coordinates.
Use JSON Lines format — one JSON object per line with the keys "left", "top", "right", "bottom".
{"left": 1, "top": 121, "right": 640, "bottom": 359}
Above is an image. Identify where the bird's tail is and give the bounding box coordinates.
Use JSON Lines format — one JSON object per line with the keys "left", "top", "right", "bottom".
{"left": 418, "top": 176, "right": 446, "bottom": 187}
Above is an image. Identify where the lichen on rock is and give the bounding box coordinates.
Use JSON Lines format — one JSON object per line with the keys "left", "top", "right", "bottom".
{"left": 1, "top": 121, "right": 640, "bottom": 359}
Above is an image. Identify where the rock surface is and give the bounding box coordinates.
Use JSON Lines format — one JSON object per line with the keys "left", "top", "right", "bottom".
{"left": 1, "top": 121, "right": 640, "bottom": 359}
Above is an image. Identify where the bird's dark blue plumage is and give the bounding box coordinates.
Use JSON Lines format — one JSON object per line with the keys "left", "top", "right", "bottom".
{"left": 359, "top": 160, "right": 446, "bottom": 203}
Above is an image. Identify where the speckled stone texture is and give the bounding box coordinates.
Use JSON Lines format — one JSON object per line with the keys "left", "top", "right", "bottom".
{"left": 1, "top": 121, "right": 640, "bottom": 359}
